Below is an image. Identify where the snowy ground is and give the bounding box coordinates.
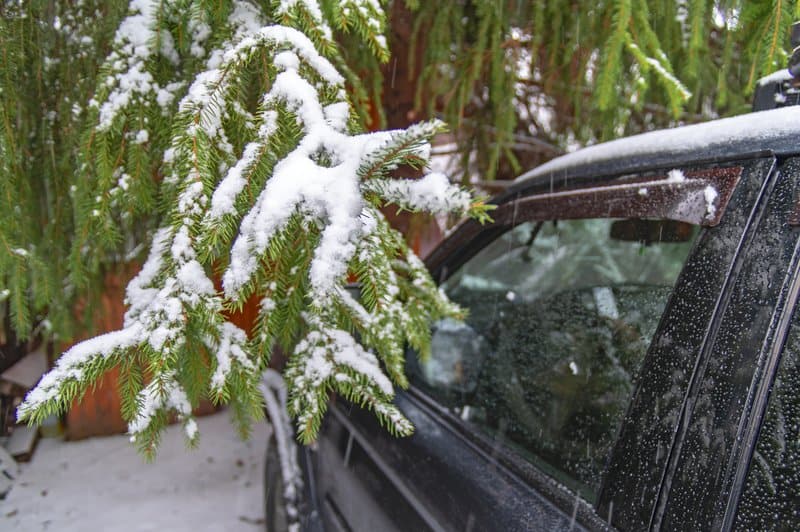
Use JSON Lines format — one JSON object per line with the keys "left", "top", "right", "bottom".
{"left": 1, "top": 410, "right": 270, "bottom": 531}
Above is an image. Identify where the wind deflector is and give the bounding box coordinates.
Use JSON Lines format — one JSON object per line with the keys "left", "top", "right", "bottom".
{"left": 494, "top": 167, "right": 743, "bottom": 228}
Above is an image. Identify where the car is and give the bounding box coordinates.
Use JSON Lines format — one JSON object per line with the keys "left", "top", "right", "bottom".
{"left": 265, "top": 82, "right": 800, "bottom": 531}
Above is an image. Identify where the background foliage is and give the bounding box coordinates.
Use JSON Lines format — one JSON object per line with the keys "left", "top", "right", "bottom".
{"left": 381, "top": 0, "right": 800, "bottom": 181}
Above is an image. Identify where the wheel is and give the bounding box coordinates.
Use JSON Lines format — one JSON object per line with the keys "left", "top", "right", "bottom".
{"left": 264, "top": 435, "right": 289, "bottom": 532}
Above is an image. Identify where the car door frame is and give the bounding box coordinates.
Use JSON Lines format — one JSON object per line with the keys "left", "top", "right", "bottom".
{"left": 310, "top": 153, "right": 783, "bottom": 532}
{"left": 650, "top": 156, "right": 800, "bottom": 530}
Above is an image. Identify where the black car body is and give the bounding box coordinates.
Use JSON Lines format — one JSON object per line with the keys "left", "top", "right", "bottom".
{"left": 283, "top": 105, "right": 800, "bottom": 531}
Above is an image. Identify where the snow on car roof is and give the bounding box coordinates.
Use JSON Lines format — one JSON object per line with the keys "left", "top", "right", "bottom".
{"left": 516, "top": 106, "right": 800, "bottom": 184}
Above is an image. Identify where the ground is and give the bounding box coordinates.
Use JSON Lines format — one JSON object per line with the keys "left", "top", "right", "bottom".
{"left": 1, "top": 409, "right": 269, "bottom": 531}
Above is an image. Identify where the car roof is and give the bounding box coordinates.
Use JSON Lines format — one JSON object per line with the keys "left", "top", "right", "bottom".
{"left": 504, "top": 106, "right": 800, "bottom": 200}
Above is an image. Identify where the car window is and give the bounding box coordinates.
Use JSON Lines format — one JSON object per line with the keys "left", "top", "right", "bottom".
{"left": 735, "top": 306, "right": 800, "bottom": 530}
{"left": 409, "top": 217, "right": 699, "bottom": 504}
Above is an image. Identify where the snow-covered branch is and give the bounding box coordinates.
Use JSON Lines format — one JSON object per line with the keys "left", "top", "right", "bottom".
{"left": 19, "top": 0, "right": 492, "bottom": 454}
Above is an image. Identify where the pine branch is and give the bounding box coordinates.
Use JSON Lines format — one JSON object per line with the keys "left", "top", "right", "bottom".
{"left": 597, "top": 0, "right": 632, "bottom": 112}
{"left": 19, "top": 2, "right": 490, "bottom": 454}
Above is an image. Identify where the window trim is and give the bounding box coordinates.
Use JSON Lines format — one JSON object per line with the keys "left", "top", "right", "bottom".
{"left": 702, "top": 156, "right": 800, "bottom": 529}
{"left": 493, "top": 167, "right": 741, "bottom": 227}
{"left": 725, "top": 229, "right": 800, "bottom": 529}
{"left": 596, "top": 158, "right": 776, "bottom": 530}
{"left": 427, "top": 167, "right": 742, "bottom": 282}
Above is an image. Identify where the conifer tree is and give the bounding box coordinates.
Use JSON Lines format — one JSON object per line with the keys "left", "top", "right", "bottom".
{"left": 9, "top": 0, "right": 490, "bottom": 454}
{"left": 2, "top": 0, "right": 798, "bottom": 455}
{"left": 388, "top": 1, "right": 800, "bottom": 181}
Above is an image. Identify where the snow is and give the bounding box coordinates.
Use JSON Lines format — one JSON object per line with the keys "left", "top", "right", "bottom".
{"left": 640, "top": 48, "right": 691, "bottom": 100}
{"left": 18, "top": 325, "right": 146, "bottom": 419}
{"left": 1, "top": 410, "right": 269, "bottom": 531}
{"left": 96, "top": 0, "right": 263, "bottom": 133}
{"left": 22, "top": 158, "right": 250, "bottom": 435}
{"left": 335, "top": 285, "right": 374, "bottom": 326}
{"left": 224, "top": 26, "right": 343, "bottom": 85}
{"left": 188, "top": 19, "right": 212, "bottom": 58}
{"left": 292, "top": 320, "right": 394, "bottom": 407}
{"left": 362, "top": 172, "right": 473, "bottom": 215}
{"left": 184, "top": 418, "right": 199, "bottom": 440}
{"left": 219, "top": 43, "right": 373, "bottom": 299}
{"left": 517, "top": 107, "right": 800, "bottom": 182}
{"left": 209, "top": 142, "right": 263, "bottom": 219}
{"left": 229, "top": 1, "right": 266, "bottom": 36}
{"left": 176, "top": 260, "right": 215, "bottom": 295}
{"left": 757, "top": 68, "right": 793, "bottom": 86}
{"left": 159, "top": 29, "right": 180, "bottom": 65}
{"left": 569, "top": 361, "right": 579, "bottom": 375}
{"left": 275, "top": 0, "right": 333, "bottom": 42}
{"left": 704, "top": 185, "right": 719, "bottom": 217}
{"left": 260, "top": 370, "right": 302, "bottom": 524}
{"left": 210, "top": 323, "right": 254, "bottom": 392}
{"left": 128, "top": 375, "right": 193, "bottom": 438}
{"left": 666, "top": 169, "right": 686, "bottom": 183}
{"left": 219, "top": 54, "right": 464, "bottom": 302}
{"left": 95, "top": 0, "right": 161, "bottom": 130}
{"left": 21, "top": 2, "right": 466, "bottom": 447}
{"left": 124, "top": 227, "right": 171, "bottom": 323}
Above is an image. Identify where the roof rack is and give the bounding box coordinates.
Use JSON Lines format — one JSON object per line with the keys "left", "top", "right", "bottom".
{"left": 753, "top": 21, "right": 800, "bottom": 111}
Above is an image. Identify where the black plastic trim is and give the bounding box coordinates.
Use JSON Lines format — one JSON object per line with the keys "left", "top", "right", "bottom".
{"left": 723, "top": 226, "right": 800, "bottom": 529}
{"left": 328, "top": 406, "right": 448, "bottom": 532}
{"left": 401, "top": 385, "right": 613, "bottom": 531}
{"left": 649, "top": 157, "right": 778, "bottom": 529}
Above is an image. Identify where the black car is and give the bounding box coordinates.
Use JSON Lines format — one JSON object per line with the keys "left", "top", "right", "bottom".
{"left": 265, "top": 99, "right": 800, "bottom": 531}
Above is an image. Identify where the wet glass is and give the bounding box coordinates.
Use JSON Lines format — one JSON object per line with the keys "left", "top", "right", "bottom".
{"left": 735, "top": 309, "right": 800, "bottom": 530}
{"left": 409, "top": 218, "right": 698, "bottom": 504}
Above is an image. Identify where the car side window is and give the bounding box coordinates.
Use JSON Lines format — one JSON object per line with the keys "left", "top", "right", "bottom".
{"left": 735, "top": 307, "right": 800, "bottom": 530}
{"left": 409, "top": 218, "right": 699, "bottom": 504}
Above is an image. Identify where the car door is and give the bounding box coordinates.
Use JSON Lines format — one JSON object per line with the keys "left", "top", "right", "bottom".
{"left": 643, "top": 156, "right": 800, "bottom": 530}
{"left": 311, "top": 158, "right": 776, "bottom": 531}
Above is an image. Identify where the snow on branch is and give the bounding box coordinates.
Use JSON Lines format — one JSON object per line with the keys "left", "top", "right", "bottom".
{"left": 128, "top": 373, "right": 195, "bottom": 442}
{"left": 286, "top": 316, "right": 413, "bottom": 442}
{"left": 331, "top": 0, "right": 390, "bottom": 61}
{"left": 19, "top": 0, "right": 492, "bottom": 453}
{"left": 362, "top": 173, "right": 474, "bottom": 215}
{"left": 274, "top": 0, "right": 335, "bottom": 54}
{"left": 16, "top": 325, "right": 145, "bottom": 420}
{"left": 92, "top": 0, "right": 176, "bottom": 130}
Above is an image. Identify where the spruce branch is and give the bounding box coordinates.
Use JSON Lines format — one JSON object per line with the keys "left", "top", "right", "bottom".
{"left": 19, "top": 2, "right": 490, "bottom": 453}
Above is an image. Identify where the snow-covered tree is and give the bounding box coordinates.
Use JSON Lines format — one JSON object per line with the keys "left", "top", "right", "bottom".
{"left": 8, "top": 0, "right": 490, "bottom": 455}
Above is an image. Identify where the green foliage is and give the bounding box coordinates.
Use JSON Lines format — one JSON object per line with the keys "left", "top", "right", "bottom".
{"left": 0, "top": 1, "right": 125, "bottom": 341}
{"left": 398, "top": 0, "right": 800, "bottom": 181}
{"left": 739, "top": 0, "right": 795, "bottom": 87}
{"left": 11, "top": 0, "right": 489, "bottom": 455}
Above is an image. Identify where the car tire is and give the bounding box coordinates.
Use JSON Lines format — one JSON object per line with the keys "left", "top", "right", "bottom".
{"left": 264, "top": 434, "right": 290, "bottom": 532}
